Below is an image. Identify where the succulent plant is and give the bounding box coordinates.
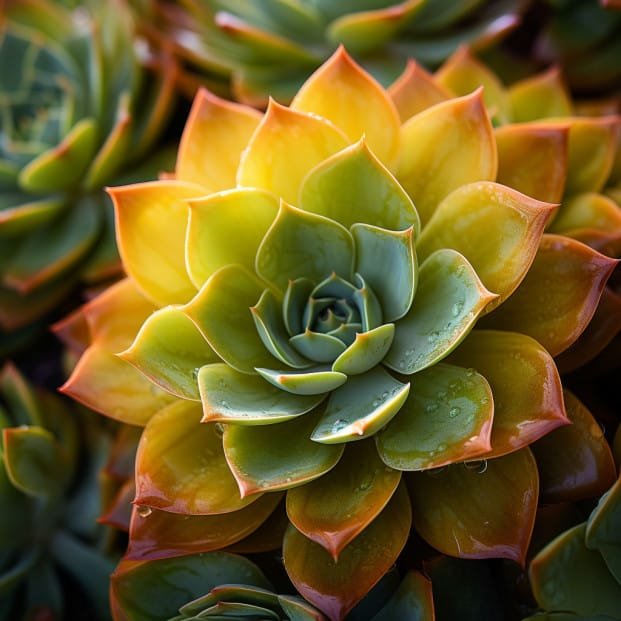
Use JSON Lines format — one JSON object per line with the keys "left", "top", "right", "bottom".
{"left": 0, "top": 363, "right": 118, "bottom": 621}
{"left": 59, "top": 48, "right": 620, "bottom": 619}
{"left": 151, "top": 0, "right": 523, "bottom": 105}
{"left": 0, "top": 0, "right": 177, "bottom": 354}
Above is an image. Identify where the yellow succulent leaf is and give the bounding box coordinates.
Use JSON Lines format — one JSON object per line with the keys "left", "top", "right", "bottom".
{"left": 290, "top": 47, "right": 401, "bottom": 168}
{"left": 509, "top": 68, "right": 573, "bottom": 122}
{"left": 397, "top": 90, "right": 497, "bottom": 226}
{"left": 176, "top": 88, "right": 262, "bottom": 191}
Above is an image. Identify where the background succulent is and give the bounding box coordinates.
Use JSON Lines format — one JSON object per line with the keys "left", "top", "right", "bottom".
{"left": 0, "top": 0, "right": 177, "bottom": 355}
{"left": 0, "top": 363, "right": 118, "bottom": 621}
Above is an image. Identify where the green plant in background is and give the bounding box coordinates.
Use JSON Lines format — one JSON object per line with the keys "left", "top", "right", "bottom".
{"left": 0, "top": 0, "right": 177, "bottom": 355}
{"left": 151, "top": 0, "right": 523, "bottom": 105}
{"left": 0, "top": 363, "right": 118, "bottom": 621}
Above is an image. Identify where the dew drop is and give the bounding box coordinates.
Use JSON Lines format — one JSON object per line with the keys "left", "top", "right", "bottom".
{"left": 449, "top": 406, "right": 461, "bottom": 418}
{"left": 372, "top": 399, "right": 381, "bottom": 407}
{"left": 381, "top": 391, "right": 389, "bottom": 399}
{"left": 465, "top": 368, "right": 475, "bottom": 377}
{"left": 427, "top": 331, "right": 440, "bottom": 343}
{"left": 137, "top": 505, "right": 152, "bottom": 518}
{"left": 452, "top": 301, "right": 464, "bottom": 317}
{"left": 332, "top": 419, "right": 349, "bottom": 433}
{"left": 192, "top": 367, "right": 200, "bottom": 380}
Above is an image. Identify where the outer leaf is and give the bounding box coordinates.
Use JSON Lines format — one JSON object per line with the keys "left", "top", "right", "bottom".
{"left": 110, "top": 181, "right": 204, "bottom": 306}
{"left": 223, "top": 408, "right": 344, "bottom": 496}
{"left": 176, "top": 88, "right": 261, "bottom": 191}
{"left": 237, "top": 99, "right": 348, "bottom": 204}
{"left": 185, "top": 188, "right": 279, "bottom": 288}
{"left": 291, "top": 47, "right": 401, "bottom": 167}
{"left": 407, "top": 448, "right": 539, "bottom": 565}
{"left": 134, "top": 400, "right": 258, "bottom": 514}
{"left": 120, "top": 307, "right": 219, "bottom": 400}
{"left": 550, "top": 192, "right": 621, "bottom": 239}
{"left": 371, "top": 571, "right": 435, "bottom": 621}
{"left": 256, "top": 201, "right": 354, "bottom": 292}
{"left": 417, "top": 182, "right": 554, "bottom": 302}
{"left": 286, "top": 440, "right": 401, "bottom": 559}
{"left": 447, "top": 330, "right": 569, "bottom": 458}
{"left": 483, "top": 235, "right": 617, "bottom": 355}
{"left": 508, "top": 68, "right": 573, "bottom": 122}
{"left": 397, "top": 90, "right": 497, "bottom": 226}
{"left": 283, "top": 482, "right": 411, "bottom": 621}
{"left": 299, "top": 140, "right": 419, "bottom": 235}
{"left": 385, "top": 249, "right": 496, "bottom": 374}
{"left": 376, "top": 363, "right": 493, "bottom": 470}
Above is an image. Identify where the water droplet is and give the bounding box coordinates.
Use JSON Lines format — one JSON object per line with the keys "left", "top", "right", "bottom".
{"left": 465, "top": 368, "right": 475, "bottom": 377}
{"left": 372, "top": 399, "right": 381, "bottom": 407}
{"left": 137, "top": 505, "right": 152, "bottom": 518}
{"left": 436, "top": 443, "right": 447, "bottom": 452}
{"left": 464, "top": 459, "right": 488, "bottom": 474}
{"left": 220, "top": 399, "right": 229, "bottom": 408}
{"left": 427, "top": 331, "right": 440, "bottom": 343}
{"left": 381, "top": 391, "right": 389, "bottom": 399}
{"left": 192, "top": 367, "right": 200, "bottom": 380}
{"left": 332, "top": 419, "right": 349, "bottom": 433}
{"left": 398, "top": 359, "right": 407, "bottom": 370}
{"left": 449, "top": 406, "right": 461, "bottom": 418}
{"left": 452, "top": 301, "right": 464, "bottom": 317}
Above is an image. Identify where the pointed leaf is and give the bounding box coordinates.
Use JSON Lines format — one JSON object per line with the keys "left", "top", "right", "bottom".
{"left": 179, "top": 584, "right": 279, "bottom": 616}
{"left": 407, "top": 448, "right": 538, "bottom": 565}
{"left": 121, "top": 307, "right": 219, "bottom": 400}
{"left": 283, "top": 482, "right": 411, "bottom": 621}
{"left": 284, "top": 278, "right": 314, "bottom": 336}
{"left": 417, "top": 182, "right": 554, "bottom": 302}
{"left": 278, "top": 595, "right": 326, "bottom": 621}
{"left": 550, "top": 192, "right": 621, "bottom": 238}
{"left": 199, "top": 363, "right": 324, "bottom": 425}
{"left": 371, "top": 571, "right": 435, "bottom": 621}
{"left": 447, "top": 330, "right": 569, "bottom": 458}
{"left": 256, "top": 201, "right": 354, "bottom": 292}
{"left": 508, "top": 68, "right": 573, "bottom": 122}
{"left": 237, "top": 100, "right": 348, "bottom": 204}
{"left": 135, "top": 400, "right": 258, "bottom": 514}
{"left": 291, "top": 47, "right": 400, "bottom": 167}
{"left": 224, "top": 408, "right": 344, "bottom": 496}
{"left": 290, "top": 330, "right": 347, "bottom": 363}
{"left": 332, "top": 324, "right": 395, "bottom": 375}
{"left": 385, "top": 249, "right": 496, "bottom": 374}
{"left": 186, "top": 189, "right": 279, "bottom": 288}
{"left": 286, "top": 439, "right": 400, "bottom": 559}
{"left": 482, "top": 235, "right": 617, "bottom": 356}
{"left": 255, "top": 367, "right": 347, "bottom": 396}
{"left": 176, "top": 89, "right": 261, "bottom": 191}
{"left": 110, "top": 181, "right": 204, "bottom": 306}
{"left": 376, "top": 363, "right": 493, "bottom": 470}
{"left": 397, "top": 90, "right": 497, "bottom": 226}
{"left": 184, "top": 265, "right": 278, "bottom": 374}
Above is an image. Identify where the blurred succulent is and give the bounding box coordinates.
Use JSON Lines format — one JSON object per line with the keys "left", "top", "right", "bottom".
{"left": 59, "top": 49, "right": 619, "bottom": 619}
{"left": 151, "top": 0, "right": 523, "bottom": 105}
{"left": 0, "top": 0, "right": 177, "bottom": 354}
{"left": 0, "top": 363, "right": 118, "bottom": 621}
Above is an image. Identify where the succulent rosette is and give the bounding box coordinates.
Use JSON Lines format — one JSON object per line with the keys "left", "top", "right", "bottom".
{"left": 60, "top": 49, "right": 619, "bottom": 620}
{"left": 0, "top": 0, "right": 176, "bottom": 354}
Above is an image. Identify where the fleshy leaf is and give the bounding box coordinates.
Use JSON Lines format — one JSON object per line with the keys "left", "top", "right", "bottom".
{"left": 407, "top": 448, "right": 539, "bottom": 565}
{"left": 120, "top": 307, "right": 219, "bottom": 400}
{"left": 283, "top": 482, "right": 411, "bottom": 621}
{"left": 198, "top": 363, "right": 324, "bottom": 425}
{"left": 531, "top": 390, "right": 616, "bottom": 504}
{"left": 311, "top": 367, "right": 410, "bottom": 444}
{"left": 508, "top": 68, "right": 573, "bottom": 122}
{"left": 125, "top": 494, "right": 282, "bottom": 561}
{"left": 110, "top": 181, "right": 204, "bottom": 306}
{"left": 376, "top": 363, "right": 493, "bottom": 470}
{"left": 417, "top": 182, "right": 554, "bottom": 302}
{"left": 179, "top": 584, "right": 279, "bottom": 616}
{"left": 134, "top": 400, "right": 258, "bottom": 514}
{"left": 290, "top": 330, "right": 347, "bottom": 363}
{"left": 352, "top": 224, "right": 417, "bottom": 321}
{"left": 186, "top": 188, "right": 279, "bottom": 288}
{"left": 286, "top": 439, "right": 400, "bottom": 560}
{"left": 255, "top": 367, "right": 347, "bottom": 395}
{"left": 550, "top": 192, "right": 621, "bottom": 239}
{"left": 371, "top": 571, "right": 435, "bottom": 621}
{"left": 256, "top": 201, "right": 354, "bottom": 292}
{"left": 299, "top": 140, "right": 419, "bottom": 234}
{"left": 176, "top": 88, "right": 261, "bottom": 191}
{"left": 530, "top": 524, "right": 621, "bottom": 618}
{"left": 397, "top": 90, "right": 497, "bottom": 226}
{"left": 237, "top": 100, "right": 348, "bottom": 204}
{"left": 223, "top": 408, "right": 344, "bottom": 496}
{"left": 291, "top": 47, "right": 401, "bottom": 167}
{"left": 447, "top": 330, "right": 569, "bottom": 458}
{"left": 495, "top": 123, "right": 568, "bottom": 204}
{"left": 284, "top": 278, "right": 314, "bottom": 336}
{"left": 184, "top": 265, "right": 278, "bottom": 374}
{"left": 385, "top": 249, "right": 496, "bottom": 374}
{"left": 482, "top": 235, "right": 617, "bottom": 356}
{"left": 332, "top": 324, "right": 395, "bottom": 375}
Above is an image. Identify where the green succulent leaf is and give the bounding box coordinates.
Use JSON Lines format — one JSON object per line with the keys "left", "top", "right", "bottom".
{"left": 283, "top": 277, "right": 315, "bottom": 336}
{"left": 332, "top": 324, "right": 395, "bottom": 375}
{"left": 255, "top": 366, "right": 347, "bottom": 396}
{"left": 352, "top": 273, "right": 383, "bottom": 331}
{"left": 199, "top": 363, "right": 324, "bottom": 425}
{"left": 370, "top": 570, "right": 434, "bottom": 621}
{"left": 385, "top": 248, "right": 495, "bottom": 374}
{"left": 277, "top": 594, "right": 326, "bottom": 621}
{"left": 376, "top": 363, "right": 493, "bottom": 470}
{"left": 256, "top": 201, "right": 354, "bottom": 292}
{"left": 179, "top": 585, "right": 279, "bottom": 616}
{"left": 311, "top": 366, "right": 410, "bottom": 444}
{"left": 290, "top": 330, "right": 347, "bottom": 363}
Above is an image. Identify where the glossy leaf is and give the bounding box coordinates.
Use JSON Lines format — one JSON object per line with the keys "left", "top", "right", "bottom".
{"left": 332, "top": 324, "right": 395, "bottom": 376}
{"left": 397, "top": 90, "right": 497, "bottom": 226}
{"left": 255, "top": 367, "right": 347, "bottom": 395}
{"left": 223, "top": 408, "right": 344, "bottom": 496}
{"left": 290, "top": 330, "right": 347, "bottom": 363}
{"left": 447, "top": 330, "right": 568, "bottom": 458}
{"left": 283, "top": 278, "right": 315, "bottom": 336}
{"left": 134, "top": 400, "right": 257, "bottom": 514}
{"left": 179, "top": 584, "right": 279, "bottom": 616}
{"left": 376, "top": 363, "right": 493, "bottom": 470}
{"left": 550, "top": 192, "right": 621, "bottom": 238}
{"left": 508, "top": 68, "right": 573, "bottom": 122}
{"left": 417, "top": 182, "right": 554, "bottom": 302}
{"left": 408, "top": 448, "right": 539, "bottom": 565}
{"left": 385, "top": 249, "right": 496, "bottom": 374}
{"left": 371, "top": 571, "right": 435, "bottom": 621}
